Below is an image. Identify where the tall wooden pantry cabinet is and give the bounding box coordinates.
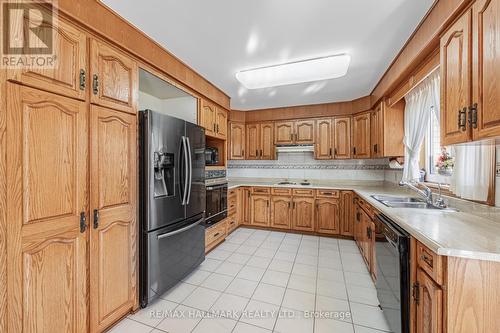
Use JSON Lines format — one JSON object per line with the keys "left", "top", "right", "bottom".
{"left": 1, "top": 12, "right": 138, "bottom": 333}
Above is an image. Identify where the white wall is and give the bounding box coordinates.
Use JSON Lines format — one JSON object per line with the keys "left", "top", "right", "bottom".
{"left": 139, "top": 91, "right": 197, "bottom": 123}
{"left": 228, "top": 152, "right": 388, "bottom": 181}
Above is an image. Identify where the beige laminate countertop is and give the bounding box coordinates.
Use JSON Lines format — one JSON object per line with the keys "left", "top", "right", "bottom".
{"left": 227, "top": 178, "right": 500, "bottom": 262}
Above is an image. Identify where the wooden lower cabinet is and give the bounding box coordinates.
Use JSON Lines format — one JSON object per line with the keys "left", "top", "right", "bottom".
{"left": 205, "top": 219, "right": 227, "bottom": 253}
{"left": 271, "top": 196, "right": 292, "bottom": 229}
{"left": 416, "top": 268, "right": 443, "bottom": 333}
{"left": 242, "top": 187, "right": 252, "bottom": 225}
{"left": 251, "top": 195, "right": 271, "bottom": 227}
{"left": 292, "top": 197, "right": 315, "bottom": 232}
{"left": 89, "top": 105, "right": 137, "bottom": 332}
{"left": 340, "top": 191, "right": 354, "bottom": 236}
{"left": 315, "top": 198, "right": 340, "bottom": 235}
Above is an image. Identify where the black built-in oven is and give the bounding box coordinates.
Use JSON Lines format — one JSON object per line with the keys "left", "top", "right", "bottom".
{"left": 205, "top": 182, "right": 227, "bottom": 226}
{"left": 375, "top": 213, "right": 410, "bottom": 333}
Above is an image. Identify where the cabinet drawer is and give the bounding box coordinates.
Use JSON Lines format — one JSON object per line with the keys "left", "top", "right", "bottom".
{"left": 252, "top": 187, "right": 271, "bottom": 194}
{"left": 228, "top": 189, "right": 237, "bottom": 198}
{"left": 271, "top": 188, "right": 292, "bottom": 195}
{"left": 292, "top": 188, "right": 315, "bottom": 197}
{"left": 205, "top": 221, "right": 226, "bottom": 246}
{"left": 417, "top": 241, "right": 445, "bottom": 285}
{"left": 316, "top": 189, "right": 340, "bottom": 198}
{"left": 226, "top": 215, "right": 238, "bottom": 234}
{"left": 228, "top": 195, "right": 237, "bottom": 209}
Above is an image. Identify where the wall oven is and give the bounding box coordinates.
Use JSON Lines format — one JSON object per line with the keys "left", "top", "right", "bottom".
{"left": 205, "top": 182, "right": 227, "bottom": 227}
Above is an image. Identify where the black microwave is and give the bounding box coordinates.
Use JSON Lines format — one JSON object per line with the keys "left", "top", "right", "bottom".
{"left": 205, "top": 147, "right": 219, "bottom": 166}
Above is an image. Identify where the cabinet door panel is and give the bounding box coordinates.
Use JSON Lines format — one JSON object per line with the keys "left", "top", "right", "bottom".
{"left": 315, "top": 119, "right": 333, "bottom": 159}
{"left": 200, "top": 99, "right": 216, "bottom": 135}
{"left": 242, "top": 188, "right": 251, "bottom": 224}
{"left": 90, "top": 105, "right": 137, "bottom": 332}
{"left": 8, "top": 15, "right": 87, "bottom": 100}
{"left": 6, "top": 84, "right": 88, "bottom": 333}
{"left": 416, "top": 269, "right": 443, "bottom": 333}
{"left": 90, "top": 39, "right": 138, "bottom": 114}
{"left": 260, "top": 122, "right": 275, "bottom": 160}
{"left": 440, "top": 11, "right": 472, "bottom": 145}
{"left": 292, "top": 197, "right": 315, "bottom": 232}
{"left": 371, "top": 108, "right": 383, "bottom": 158}
{"left": 230, "top": 122, "right": 246, "bottom": 159}
{"left": 334, "top": 117, "right": 352, "bottom": 159}
{"left": 340, "top": 191, "right": 354, "bottom": 237}
{"left": 251, "top": 195, "right": 270, "bottom": 227}
{"left": 271, "top": 196, "right": 292, "bottom": 229}
{"left": 216, "top": 108, "right": 228, "bottom": 139}
{"left": 246, "top": 124, "right": 260, "bottom": 159}
{"left": 315, "top": 199, "right": 340, "bottom": 235}
{"left": 473, "top": 0, "right": 500, "bottom": 139}
{"left": 295, "top": 120, "right": 315, "bottom": 144}
{"left": 353, "top": 114, "right": 371, "bottom": 159}
{"left": 274, "top": 121, "right": 295, "bottom": 144}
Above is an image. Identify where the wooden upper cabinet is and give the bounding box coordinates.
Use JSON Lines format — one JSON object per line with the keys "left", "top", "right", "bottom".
{"left": 260, "top": 122, "right": 275, "bottom": 160}
{"left": 334, "top": 117, "right": 352, "bottom": 159}
{"left": 352, "top": 113, "right": 371, "bottom": 159}
{"left": 416, "top": 269, "right": 443, "bottom": 333}
{"left": 7, "top": 15, "right": 87, "bottom": 100}
{"left": 472, "top": 0, "right": 500, "bottom": 140}
{"left": 90, "top": 39, "right": 138, "bottom": 114}
{"left": 315, "top": 118, "right": 333, "bottom": 159}
{"left": 340, "top": 191, "right": 354, "bottom": 237}
{"left": 215, "top": 108, "right": 228, "bottom": 139}
{"left": 440, "top": 10, "right": 472, "bottom": 146}
{"left": 295, "top": 120, "right": 315, "bottom": 144}
{"left": 200, "top": 99, "right": 217, "bottom": 136}
{"left": 6, "top": 84, "right": 88, "bottom": 333}
{"left": 275, "top": 121, "right": 295, "bottom": 144}
{"left": 230, "top": 122, "right": 246, "bottom": 159}
{"left": 246, "top": 123, "right": 260, "bottom": 159}
{"left": 371, "top": 107, "right": 383, "bottom": 158}
{"left": 90, "top": 105, "right": 137, "bottom": 332}
{"left": 315, "top": 198, "right": 340, "bottom": 235}
{"left": 251, "top": 195, "right": 270, "bottom": 227}
{"left": 292, "top": 197, "right": 315, "bottom": 232}
{"left": 271, "top": 196, "right": 292, "bottom": 230}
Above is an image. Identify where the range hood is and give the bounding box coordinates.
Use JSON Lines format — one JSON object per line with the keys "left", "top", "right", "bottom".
{"left": 275, "top": 144, "right": 314, "bottom": 153}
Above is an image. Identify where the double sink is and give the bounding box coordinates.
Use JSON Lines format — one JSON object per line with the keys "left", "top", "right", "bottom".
{"left": 372, "top": 195, "right": 458, "bottom": 212}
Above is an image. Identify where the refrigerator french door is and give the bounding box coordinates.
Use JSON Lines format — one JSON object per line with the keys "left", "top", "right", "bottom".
{"left": 139, "top": 110, "right": 206, "bottom": 307}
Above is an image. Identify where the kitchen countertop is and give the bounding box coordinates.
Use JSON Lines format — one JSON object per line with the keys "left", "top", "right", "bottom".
{"left": 227, "top": 178, "right": 500, "bottom": 262}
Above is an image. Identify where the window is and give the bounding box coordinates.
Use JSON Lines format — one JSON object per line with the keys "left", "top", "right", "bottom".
{"left": 423, "top": 107, "right": 451, "bottom": 184}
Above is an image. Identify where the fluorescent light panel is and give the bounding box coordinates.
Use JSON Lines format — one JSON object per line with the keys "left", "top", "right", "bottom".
{"left": 236, "top": 54, "right": 350, "bottom": 89}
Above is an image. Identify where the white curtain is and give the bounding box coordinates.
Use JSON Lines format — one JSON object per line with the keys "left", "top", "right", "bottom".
{"left": 402, "top": 71, "right": 441, "bottom": 182}
{"left": 450, "top": 140, "right": 495, "bottom": 202}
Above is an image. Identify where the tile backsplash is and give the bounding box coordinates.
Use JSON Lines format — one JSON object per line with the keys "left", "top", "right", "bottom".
{"left": 227, "top": 152, "right": 390, "bottom": 181}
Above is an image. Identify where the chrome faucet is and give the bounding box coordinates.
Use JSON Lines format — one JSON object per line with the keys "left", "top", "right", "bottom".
{"left": 399, "top": 181, "right": 434, "bottom": 204}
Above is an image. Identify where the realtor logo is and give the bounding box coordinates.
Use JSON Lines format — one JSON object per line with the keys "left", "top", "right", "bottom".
{"left": 1, "top": 0, "right": 58, "bottom": 68}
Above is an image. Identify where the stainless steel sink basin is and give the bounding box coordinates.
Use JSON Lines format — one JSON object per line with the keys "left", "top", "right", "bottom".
{"left": 276, "top": 181, "right": 296, "bottom": 185}
{"left": 371, "top": 195, "right": 458, "bottom": 212}
{"left": 372, "top": 195, "right": 424, "bottom": 203}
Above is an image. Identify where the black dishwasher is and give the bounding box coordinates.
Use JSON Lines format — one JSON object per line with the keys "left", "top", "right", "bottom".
{"left": 375, "top": 214, "right": 410, "bottom": 333}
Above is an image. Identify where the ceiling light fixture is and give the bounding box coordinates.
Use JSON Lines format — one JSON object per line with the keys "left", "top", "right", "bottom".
{"left": 235, "top": 54, "right": 350, "bottom": 89}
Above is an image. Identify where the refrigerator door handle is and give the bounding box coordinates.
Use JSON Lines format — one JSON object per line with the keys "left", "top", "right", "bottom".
{"left": 156, "top": 218, "right": 204, "bottom": 240}
{"left": 186, "top": 136, "right": 193, "bottom": 205}
{"left": 181, "top": 136, "right": 189, "bottom": 205}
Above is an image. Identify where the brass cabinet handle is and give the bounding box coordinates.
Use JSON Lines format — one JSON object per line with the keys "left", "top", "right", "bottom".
{"left": 469, "top": 103, "right": 478, "bottom": 129}
{"left": 420, "top": 254, "right": 433, "bottom": 266}
{"left": 93, "top": 209, "right": 99, "bottom": 229}
{"left": 459, "top": 108, "right": 467, "bottom": 131}
{"left": 79, "top": 69, "right": 86, "bottom": 90}
{"left": 80, "top": 212, "right": 87, "bottom": 233}
{"left": 92, "top": 74, "right": 99, "bottom": 95}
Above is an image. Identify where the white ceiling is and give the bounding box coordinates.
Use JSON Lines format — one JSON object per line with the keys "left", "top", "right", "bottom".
{"left": 103, "top": 0, "right": 435, "bottom": 110}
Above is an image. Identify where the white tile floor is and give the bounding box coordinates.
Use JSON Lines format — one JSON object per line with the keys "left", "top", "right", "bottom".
{"left": 110, "top": 228, "right": 392, "bottom": 333}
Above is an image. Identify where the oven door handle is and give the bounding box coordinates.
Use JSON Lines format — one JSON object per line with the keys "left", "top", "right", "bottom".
{"left": 186, "top": 136, "right": 193, "bottom": 205}
{"left": 157, "top": 218, "right": 204, "bottom": 240}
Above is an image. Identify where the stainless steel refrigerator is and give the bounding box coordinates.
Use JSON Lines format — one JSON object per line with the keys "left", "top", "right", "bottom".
{"left": 139, "top": 110, "right": 206, "bottom": 308}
